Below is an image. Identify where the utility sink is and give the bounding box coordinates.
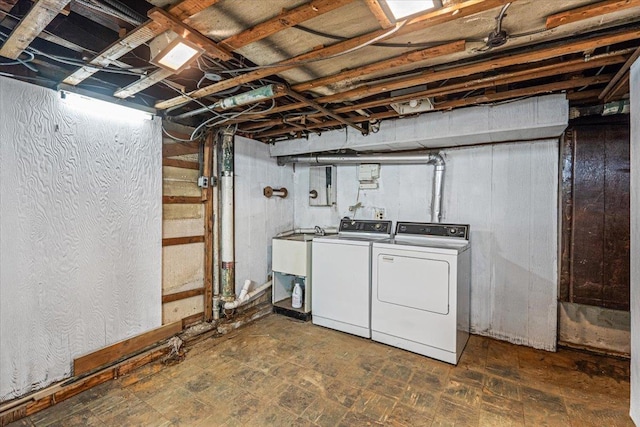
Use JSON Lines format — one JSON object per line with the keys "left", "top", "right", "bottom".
{"left": 279, "top": 233, "right": 316, "bottom": 242}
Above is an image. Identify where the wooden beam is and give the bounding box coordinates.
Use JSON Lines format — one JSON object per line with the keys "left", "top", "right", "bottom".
{"left": 364, "top": 0, "right": 393, "bottom": 28}
{"left": 220, "top": 0, "right": 356, "bottom": 50}
{"left": 73, "top": 321, "right": 182, "bottom": 375}
{"left": 603, "top": 72, "right": 630, "bottom": 102}
{"left": 147, "top": 8, "right": 232, "bottom": 60}
{"left": 162, "top": 235, "right": 205, "bottom": 246}
{"left": 163, "top": 196, "right": 204, "bottom": 204}
{"left": 114, "top": 68, "right": 174, "bottom": 99}
{"left": 155, "top": 0, "right": 509, "bottom": 109}
{"left": 284, "top": 87, "right": 366, "bottom": 134}
{"left": 599, "top": 46, "right": 640, "bottom": 99}
{"left": 292, "top": 40, "right": 466, "bottom": 92}
{"left": 203, "top": 133, "right": 214, "bottom": 322}
{"left": 0, "top": 0, "right": 70, "bottom": 59}
{"left": 546, "top": 0, "right": 640, "bottom": 29}
{"left": 162, "top": 288, "right": 205, "bottom": 304}
{"left": 163, "top": 141, "right": 200, "bottom": 157}
{"left": 163, "top": 158, "right": 200, "bottom": 170}
{"left": 315, "top": 28, "right": 640, "bottom": 104}
{"left": 62, "top": 0, "right": 223, "bottom": 86}
{"left": 253, "top": 75, "right": 612, "bottom": 140}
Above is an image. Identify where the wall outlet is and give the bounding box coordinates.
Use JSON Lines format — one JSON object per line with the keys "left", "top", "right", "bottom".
{"left": 375, "top": 208, "right": 385, "bottom": 220}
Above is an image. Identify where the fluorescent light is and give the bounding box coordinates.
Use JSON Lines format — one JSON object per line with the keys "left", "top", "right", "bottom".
{"left": 150, "top": 36, "right": 203, "bottom": 73}
{"left": 60, "top": 91, "right": 153, "bottom": 121}
{"left": 383, "top": 0, "right": 437, "bottom": 19}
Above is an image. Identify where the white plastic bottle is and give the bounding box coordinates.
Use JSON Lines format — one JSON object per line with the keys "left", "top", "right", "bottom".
{"left": 292, "top": 282, "right": 303, "bottom": 309}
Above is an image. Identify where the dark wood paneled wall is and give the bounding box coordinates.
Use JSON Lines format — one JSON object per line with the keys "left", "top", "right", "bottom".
{"left": 560, "top": 119, "right": 630, "bottom": 310}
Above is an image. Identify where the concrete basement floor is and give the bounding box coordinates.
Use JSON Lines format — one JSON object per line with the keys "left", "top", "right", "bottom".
{"left": 10, "top": 314, "right": 633, "bottom": 427}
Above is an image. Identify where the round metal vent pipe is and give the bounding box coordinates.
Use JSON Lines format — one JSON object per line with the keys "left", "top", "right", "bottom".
{"left": 278, "top": 152, "right": 445, "bottom": 223}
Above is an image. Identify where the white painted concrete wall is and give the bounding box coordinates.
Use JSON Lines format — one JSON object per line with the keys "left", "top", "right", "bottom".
{"left": 234, "top": 136, "right": 294, "bottom": 294}
{"left": 293, "top": 141, "right": 559, "bottom": 350}
{"left": 0, "top": 77, "right": 162, "bottom": 401}
{"left": 630, "top": 59, "right": 639, "bottom": 425}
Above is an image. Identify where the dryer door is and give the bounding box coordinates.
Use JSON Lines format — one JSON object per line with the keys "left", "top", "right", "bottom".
{"left": 376, "top": 252, "right": 450, "bottom": 314}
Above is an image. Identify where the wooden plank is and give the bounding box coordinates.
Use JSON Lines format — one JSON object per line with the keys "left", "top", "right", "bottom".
{"left": 114, "top": 68, "right": 174, "bottom": 99}
{"left": 155, "top": 0, "right": 509, "bottom": 109}
{"left": 162, "top": 288, "right": 205, "bottom": 304}
{"left": 163, "top": 158, "right": 200, "bottom": 170}
{"left": 73, "top": 321, "right": 182, "bottom": 375}
{"left": 62, "top": 0, "right": 223, "bottom": 86}
{"left": 604, "top": 72, "right": 630, "bottom": 102}
{"left": 292, "top": 40, "right": 466, "bottom": 92}
{"left": 163, "top": 196, "right": 203, "bottom": 204}
{"left": 163, "top": 141, "right": 200, "bottom": 157}
{"left": 220, "top": 0, "right": 356, "bottom": 50}
{"left": 363, "top": 0, "right": 393, "bottom": 28}
{"left": 0, "top": 0, "right": 70, "bottom": 59}
{"left": 203, "top": 133, "right": 214, "bottom": 322}
{"left": 182, "top": 311, "right": 204, "bottom": 328}
{"left": 546, "top": 0, "right": 640, "bottom": 29}
{"left": 147, "top": 8, "right": 232, "bottom": 60}
{"left": 162, "top": 235, "right": 205, "bottom": 246}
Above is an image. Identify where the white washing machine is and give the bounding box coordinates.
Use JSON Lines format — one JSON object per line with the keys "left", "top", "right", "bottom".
{"left": 371, "top": 222, "right": 471, "bottom": 364}
{"left": 312, "top": 219, "right": 393, "bottom": 338}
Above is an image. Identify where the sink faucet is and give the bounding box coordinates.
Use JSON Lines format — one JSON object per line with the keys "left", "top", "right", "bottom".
{"left": 314, "top": 225, "right": 326, "bottom": 236}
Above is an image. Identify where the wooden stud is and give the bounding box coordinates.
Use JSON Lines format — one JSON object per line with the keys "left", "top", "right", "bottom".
{"left": 162, "top": 235, "right": 205, "bottom": 246}
{"left": 220, "top": 0, "right": 356, "bottom": 50}
{"left": 546, "top": 0, "right": 640, "bottom": 29}
{"left": 62, "top": 0, "right": 223, "bottom": 86}
{"left": 292, "top": 40, "right": 466, "bottom": 92}
{"left": 73, "top": 321, "right": 182, "bottom": 375}
{"left": 163, "top": 196, "right": 204, "bottom": 204}
{"left": 203, "top": 133, "right": 214, "bottom": 322}
{"left": 363, "top": 0, "right": 393, "bottom": 28}
{"left": 0, "top": 0, "right": 70, "bottom": 59}
{"left": 114, "top": 69, "right": 175, "bottom": 99}
{"left": 163, "top": 141, "right": 200, "bottom": 157}
{"left": 603, "top": 72, "right": 630, "bottom": 102}
{"left": 162, "top": 288, "right": 205, "bottom": 304}
{"left": 155, "top": 0, "right": 509, "bottom": 109}
{"left": 163, "top": 158, "right": 200, "bottom": 170}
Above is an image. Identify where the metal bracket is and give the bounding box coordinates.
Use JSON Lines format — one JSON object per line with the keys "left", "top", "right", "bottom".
{"left": 198, "top": 176, "right": 217, "bottom": 188}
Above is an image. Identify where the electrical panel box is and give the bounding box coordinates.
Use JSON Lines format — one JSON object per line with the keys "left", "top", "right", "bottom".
{"left": 359, "top": 164, "right": 380, "bottom": 190}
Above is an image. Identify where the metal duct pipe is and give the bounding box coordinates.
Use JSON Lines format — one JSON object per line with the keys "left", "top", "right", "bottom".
{"left": 212, "top": 134, "right": 221, "bottom": 320}
{"left": 220, "top": 129, "right": 236, "bottom": 302}
{"left": 278, "top": 152, "right": 446, "bottom": 223}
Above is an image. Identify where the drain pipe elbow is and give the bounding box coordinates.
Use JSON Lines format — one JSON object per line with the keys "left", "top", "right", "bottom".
{"left": 223, "top": 280, "right": 273, "bottom": 310}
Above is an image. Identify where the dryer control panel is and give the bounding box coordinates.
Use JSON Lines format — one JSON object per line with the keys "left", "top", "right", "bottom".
{"left": 396, "top": 222, "right": 469, "bottom": 240}
{"left": 339, "top": 219, "right": 393, "bottom": 234}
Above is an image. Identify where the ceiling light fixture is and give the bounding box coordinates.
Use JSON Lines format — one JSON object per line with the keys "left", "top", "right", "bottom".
{"left": 58, "top": 85, "right": 155, "bottom": 121}
{"left": 150, "top": 32, "right": 204, "bottom": 73}
{"left": 380, "top": 0, "right": 442, "bottom": 20}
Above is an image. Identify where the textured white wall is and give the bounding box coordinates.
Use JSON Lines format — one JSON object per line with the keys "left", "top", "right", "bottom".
{"left": 0, "top": 77, "right": 162, "bottom": 401}
{"left": 234, "top": 136, "right": 294, "bottom": 294}
{"left": 630, "top": 59, "right": 639, "bottom": 424}
{"left": 293, "top": 141, "right": 558, "bottom": 350}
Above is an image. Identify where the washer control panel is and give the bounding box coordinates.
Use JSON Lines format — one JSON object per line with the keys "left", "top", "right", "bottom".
{"left": 396, "top": 222, "right": 469, "bottom": 240}
{"left": 339, "top": 219, "right": 393, "bottom": 234}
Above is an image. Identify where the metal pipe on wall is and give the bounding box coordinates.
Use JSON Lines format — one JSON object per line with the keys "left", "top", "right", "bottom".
{"left": 278, "top": 152, "right": 446, "bottom": 223}
{"left": 212, "top": 133, "right": 221, "bottom": 320}
{"left": 220, "top": 129, "right": 236, "bottom": 302}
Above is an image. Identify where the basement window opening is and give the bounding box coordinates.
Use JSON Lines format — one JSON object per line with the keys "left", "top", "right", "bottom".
{"left": 380, "top": 0, "right": 442, "bottom": 21}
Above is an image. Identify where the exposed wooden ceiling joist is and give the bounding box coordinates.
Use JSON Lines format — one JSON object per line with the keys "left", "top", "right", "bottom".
{"left": 292, "top": 40, "right": 466, "bottom": 93}
{"left": 239, "top": 50, "right": 629, "bottom": 133}
{"left": 546, "top": 0, "right": 640, "bottom": 30}
{"left": 253, "top": 74, "right": 612, "bottom": 141}
{"left": 112, "top": 0, "right": 356, "bottom": 100}
{"left": 0, "top": 0, "right": 70, "bottom": 59}
{"left": 219, "top": 0, "right": 357, "bottom": 51}
{"left": 155, "top": 0, "right": 510, "bottom": 109}
{"left": 363, "top": 0, "right": 393, "bottom": 29}
{"left": 599, "top": 46, "right": 640, "bottom": 100}
{"left": 62, "top": 0, "right": 223, "bottom": 86}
